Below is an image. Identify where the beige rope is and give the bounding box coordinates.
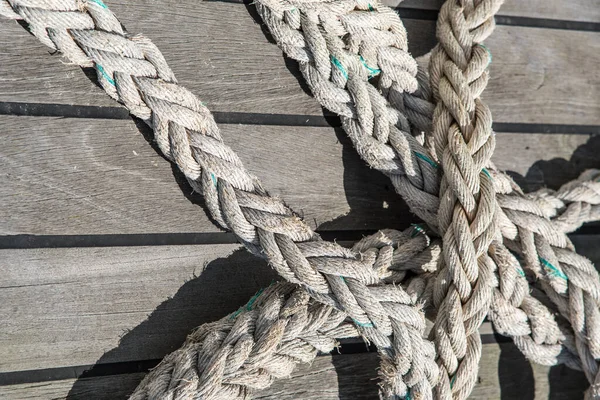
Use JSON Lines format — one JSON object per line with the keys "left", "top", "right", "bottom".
{"left": 2, "top": 0, "right": 599, "bottom": 398}
{"left": 428, "top": 1, "right": 501, "bottom": 398}
{"left": 0, "top": 0, "right": 438, "bottom": 398}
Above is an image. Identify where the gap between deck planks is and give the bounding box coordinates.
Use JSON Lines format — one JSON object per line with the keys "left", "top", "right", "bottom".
{"left": 395, "top": 0, "right": 600, "bottom": 24}
{"left": 1, "top": 3, "right": 599, "bottom": 125}
{"left": 0, "top": 350, "right": 591, "bottom": 400}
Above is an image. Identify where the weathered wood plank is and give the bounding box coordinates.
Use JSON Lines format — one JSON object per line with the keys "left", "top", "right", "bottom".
{"left": 0, "top": 374, "right": 146, "bottom": 400}
{"left": 0, "top": 6, "right": 322, "bottom": 115}
{"left": 1, "top": 2, "right": 599, "bottom": 125}
{"left": 1, "top": 236, "right": 597, "bottom": 374}
{"left": 0, "top": 115, "right": 417, "bottom": 235}
{"left": 2, "top": 113, "right": 595, "bottom": 235}
{"left": 492, "top": 132, "right": 597, "bottom": 191}
{"left": 0, "top": 348, "right": 589, "bottom": 399}
{"left": 394, "top": 0, "right": 600, "bottom": 23}
{"left": 0, "top": 244, "right": 276, "bottom": 372}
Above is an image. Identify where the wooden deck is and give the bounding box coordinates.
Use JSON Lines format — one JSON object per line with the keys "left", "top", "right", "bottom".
{"left": 1, "top": 0, "right": 599, "bottom": 398}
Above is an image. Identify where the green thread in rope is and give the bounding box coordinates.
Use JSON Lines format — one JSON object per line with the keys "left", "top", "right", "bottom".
{"left": 450, "top": 374, "right": 457, "bottom": 388}
{"left": 245, "top": 287, "right": 265, "bottom": 310}
{"left": 482, "top": 168, "right": 492, "bottom": 179}
{"left": 330, "top": 55, "right": 348, "bottom": 79}
{"left": 508, "top": 251, "right": 526, "bottom": 277}
{"left": 230, "top": 287, "right": 266, "bottom": 319}
{"left": 414, "top": 151, "right": 439, "bottom": 169}
{"left": 368, "top": 4, "right": 375, "bottom": 11}
{"left": 88, "top": 0, "right": 108, "bottom": 9}
{"left": 359, "top": 56, "right": 381, "bottom": 78}
{"left": 403, "top": 392, "right": 412, "bottom": 400}
{"left": 210, "top": 173, "right": 218, "bottom": 187}
{"left": 479, "top": 43, "right": 492, "bottom": 67}
{"left": 410, "top": 223, "right": 426, "bottom": 238}
{"left": 539, "top": 257, "right": 568, "bottom": 281}
{"left": 96, "top": 64, "right": 115, "bottom": 86}
{"left": 352, "top": 318, "right": 375, "bottom": 328}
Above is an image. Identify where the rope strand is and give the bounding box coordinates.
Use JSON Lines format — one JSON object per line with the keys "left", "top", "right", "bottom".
{"left": 0, "top": 0, "right": 438, "bottom": 397}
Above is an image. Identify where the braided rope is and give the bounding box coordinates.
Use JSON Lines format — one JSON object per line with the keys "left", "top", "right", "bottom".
{"left": 2, "top": 0, "right": 599, "bottom": 398}
{"left": 0, "top": 0, "right": 439, "bottom": 398}
{"left": 427, "top": 1, "right": 502, "bottom": 397}
{"left": 529, "top": 169, "right": 600, "bottom": 234}
{"left": 251, "top": 0, "right": 593, "bottom": 390}
{"left": 256, "top": 0, "right": 443, "bottom": 230}
{"left": 129, "top": 228, "right": 438, "bottom": 399}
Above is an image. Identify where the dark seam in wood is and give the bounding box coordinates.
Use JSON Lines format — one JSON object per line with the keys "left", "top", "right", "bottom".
{"left": 397, "top": 9, "right": 600, "bottom": 31}
{"left": 1, "top": 230, "right": 597, "bottom": 249}
{"left": 1, "top": 102, "right": 599, "bottom": 134}
{"left": 203, "top": 0, "right": 600, "bottom": 31}
{"left": 0, "top": 231, "right": 379, "bottom": 249}
{"left": 0, "top": 334, "right": 508, "bottom": 386}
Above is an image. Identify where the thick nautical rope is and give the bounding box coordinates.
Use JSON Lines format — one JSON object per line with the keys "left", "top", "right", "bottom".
{"left": 256, "top": 0, "right": 443, "bottom": 229}
{"left": 492, "top": 171, "right": 600, "bottom": 396}
{"left": 529, "top": 169, "right": 600, "bottom": 234}
{"left": 428, "top": 1, "right": 600, "bottom": 396}
{"left": 252, "top": 0, "right": 585, "bottom": 384}
{"left": 130, "top": 229, "right": 438, "bottom": 399}
{"left": 426, "top": 1, "right": 504, "bottom": 397}
{"left": 129, "top": 283, "right": 355, "bottom": 399}
{"left": 0, "top": 0, "right": 440, "bottom": 398}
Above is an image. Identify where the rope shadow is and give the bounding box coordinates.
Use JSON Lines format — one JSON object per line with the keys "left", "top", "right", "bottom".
{"left": 66, "top": 248, "right": 279, "bottom": 399}
{"left": 505, "top": 134, "right": 600, "bottom": 193}
{"left": 494, "top": 333, "right": 536, "bottom": 400}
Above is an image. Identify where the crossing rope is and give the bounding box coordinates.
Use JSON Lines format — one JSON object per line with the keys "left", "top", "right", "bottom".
{"left": 2, "top": 0, "right": 599, "bottom": 398}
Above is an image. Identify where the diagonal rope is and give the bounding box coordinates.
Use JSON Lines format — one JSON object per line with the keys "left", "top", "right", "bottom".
{"left": 0, "top": 0, "right": 439, "bottom": 398}
{"left": 130, "top": 229, "right": 439, "bottom": 399}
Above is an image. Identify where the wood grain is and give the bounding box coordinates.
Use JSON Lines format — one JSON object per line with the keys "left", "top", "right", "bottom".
{"left": 0, "top": 349, "right": 589, "bottom": 399}
{"left": 1, "top": 2, "right": 599, "bottom": 125}
{"left": 0, "top": 115, "right": 417, "bottom": 235}
{"left": 393, "top": 0, "right": 600, "bottom": 23}
{"left": 0, "top": 244, "right": 273, "bottom": 372}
